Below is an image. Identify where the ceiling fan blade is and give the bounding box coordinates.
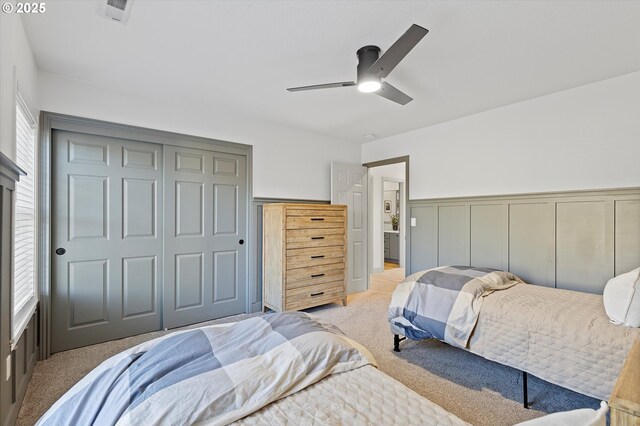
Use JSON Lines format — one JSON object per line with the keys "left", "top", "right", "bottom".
{"left": 375, "top": 82, "right": 413, "bottom": 105}
{"left": 368, "top": 24, "right": 428, "bottom": 78}
{"left": 287, "top": 81, "right": 356, "bottom": 92}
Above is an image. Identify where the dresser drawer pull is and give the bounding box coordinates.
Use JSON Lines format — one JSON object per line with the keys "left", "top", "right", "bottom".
{"left": 311, "top": 273, "right": 325, "bottom": 278}
{"left": 310, "top": 218, "right": 325, "bottom": 221}
{"left": 310, "top": 255, "right": 325, "bottom": 259}
{"left": 311, "top": 236, "right": 325, "bottom": 240}
{"left": 310, "top": 291, "right": 325, "bottom": 297}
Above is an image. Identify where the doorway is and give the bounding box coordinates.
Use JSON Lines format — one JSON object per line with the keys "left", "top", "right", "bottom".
{"left": 382, "top": 179, "right": 403, "bottom": 270}
{"left": 365, "top": 159, "right": 407, "bottom": 283}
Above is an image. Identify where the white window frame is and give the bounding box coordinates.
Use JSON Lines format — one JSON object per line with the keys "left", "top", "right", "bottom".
{"left": 12, "top": 91, "right": 38, "bottom": 346}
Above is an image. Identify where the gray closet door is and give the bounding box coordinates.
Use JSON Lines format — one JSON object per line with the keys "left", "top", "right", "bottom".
{"left": 52, "top": 131, "right": 163, "bottom": 352}
{"left": 163, "top": 145, "right": 247, "bottom": 329}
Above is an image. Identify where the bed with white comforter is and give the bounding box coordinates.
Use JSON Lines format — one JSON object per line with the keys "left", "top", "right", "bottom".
{"left": 38, "top": 312, "right": 470, "bottom": 426}
{"left": 235, "top": 364, "right": 470, "bottom": 426}
{"left": 389, "top": 266, "right": 640, "bottom": 401}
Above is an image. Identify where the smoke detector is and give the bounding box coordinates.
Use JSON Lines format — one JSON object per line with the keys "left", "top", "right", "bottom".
{"left": 97, "top": 0, "right": 134, "bottom": 24}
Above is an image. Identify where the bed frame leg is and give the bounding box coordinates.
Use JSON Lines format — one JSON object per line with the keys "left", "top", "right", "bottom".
{"left": 393, "top": 334, "right": 406, "bottom": 352}
{"left": 522, "top": 371, "right": 529, "bottom": 409}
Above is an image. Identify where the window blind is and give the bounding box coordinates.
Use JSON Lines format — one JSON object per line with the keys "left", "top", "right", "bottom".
{"left": 13, "top": 96, "right": 37, "bottom": 338}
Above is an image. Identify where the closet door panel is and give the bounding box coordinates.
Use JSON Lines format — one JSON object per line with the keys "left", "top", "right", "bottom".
{"left": 164, "top": 146, "right": 247, "bottom": 328}
{"left": 52, "top": 131, "right": 162, "bottom": 353}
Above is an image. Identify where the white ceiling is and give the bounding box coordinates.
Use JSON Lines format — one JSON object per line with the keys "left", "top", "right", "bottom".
{"left": 21, "top": 1, "right": 640, "bottom": 143}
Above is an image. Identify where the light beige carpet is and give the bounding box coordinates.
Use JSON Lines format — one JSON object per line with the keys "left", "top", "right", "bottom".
{"left": 17, "top": 268, "right": 598, "bottom": 426}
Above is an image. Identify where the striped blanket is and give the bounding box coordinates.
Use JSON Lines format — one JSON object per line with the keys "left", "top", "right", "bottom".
{"left": 388, "top": 266, "right": 523, "bottom": 348}
{"left": 38, "top": 313, "right": 374, "bottom": 426}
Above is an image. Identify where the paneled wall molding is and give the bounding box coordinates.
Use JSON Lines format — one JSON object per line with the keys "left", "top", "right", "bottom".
{"left": 1, "top": 153, "right": 37, "bottom": 426}
{"left": 409, "top": 186, "right": 640, "bottom": 204}
{"left": 408, "top": 187, "right": 640, "bottom": 294}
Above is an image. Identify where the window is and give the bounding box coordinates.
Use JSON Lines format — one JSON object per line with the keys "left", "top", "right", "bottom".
{"left": 12, "top": 93, "right": 37, "bottom": 342}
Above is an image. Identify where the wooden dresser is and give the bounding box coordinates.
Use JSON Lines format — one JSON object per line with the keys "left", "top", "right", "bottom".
{"left": 610, "top": 340, "right": 640, "bottom": 426}
{"left": 262, "top": 203, "right": 347, "bottom": 312}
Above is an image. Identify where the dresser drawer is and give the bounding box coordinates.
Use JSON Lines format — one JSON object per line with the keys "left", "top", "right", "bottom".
{"left": 286, "top": 271, "right": 345, "bottom": 290}
{"left": 286, "top": 208, "right": 345, "bottom": 217}
{"left": 286, "top": 263, "right": 344, "bottom": 288}
{"left": 285, "top": 281, "right": 344, "bottom": 310}
{"left": 286, "top": 246, "right": 344, "bottom": 269}
{"left": 286, "top": 228, "right": 344, "bottom": 249}
{"left": 286, "top": 215, "right": 345, "bottom": 229}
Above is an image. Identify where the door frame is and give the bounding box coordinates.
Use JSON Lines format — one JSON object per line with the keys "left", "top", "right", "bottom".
{"left": 362, "top": 156, "right": 410, "bottom": 280}
{"left": 38, "top": 112, "right": 253, "bottom": 359}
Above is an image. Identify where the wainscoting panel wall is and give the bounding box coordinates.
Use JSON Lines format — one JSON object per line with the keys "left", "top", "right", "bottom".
{"left": 0, "top": 153, "right": 38, "bottom": 426}
{"left": 408, "top": 206, "right": 438, "bottom": 273}
{"left": 408, "top": 188, "right": 640, "bottom": 294}
{"left": 616, "top": 199, "right": 640, "bottom": 276}
{"left": 438, "top": 205, "right": 468, "bottom": 267}
{"left": 470, "top": 204, "right": 506, "bottom": 271}
{"left": 555, "top": 201, "right": 612, "bottom": 293}
{"left": 508, "top": 203, "right": 551, "bottom": 287}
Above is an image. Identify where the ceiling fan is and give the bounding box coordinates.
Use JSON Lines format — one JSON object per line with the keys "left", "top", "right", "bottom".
{"left": 287, "top": 24, "right": 429, "bottom": 105}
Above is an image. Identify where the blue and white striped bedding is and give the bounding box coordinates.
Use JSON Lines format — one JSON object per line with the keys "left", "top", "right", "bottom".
{"left": 388, "top": 266, "right": 523, "bottom": 348}
{"left": 38, "top": 312, "right": 374, "bottom": 426}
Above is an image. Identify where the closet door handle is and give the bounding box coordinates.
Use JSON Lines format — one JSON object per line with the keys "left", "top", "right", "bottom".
{"left": 310, "top": 255, "right": 325, "bottom": 259}
{"left": 310, "top": 292, "right": 324, "bottom": 297}
{"left": 311, "top": 273, "right": 325, "bottom": 278}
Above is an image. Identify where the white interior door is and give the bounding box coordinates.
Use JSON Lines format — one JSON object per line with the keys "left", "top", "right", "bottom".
{"left": 331, "top": 162, "right": 368, "bottom": 293}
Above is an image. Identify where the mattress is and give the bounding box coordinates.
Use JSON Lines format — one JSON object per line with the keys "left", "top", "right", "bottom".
{"left": 467, "top": 283, "right": 640, "bottom": 401}
{"left": 234, "top": 365, "right": 470, "bottom": 425}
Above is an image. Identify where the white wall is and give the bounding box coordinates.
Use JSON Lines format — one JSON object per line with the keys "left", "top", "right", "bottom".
{"left": 37, "top": 72, "right": 360, "bottom": 200}
{"left": 369, "top": 163, "right": 405, "bottom": 271}
{"left": 0, "top": 10, "right": 38, "bottom": 158}
{"left": 384, "top": 181, "right": 400, "bottom": 191}
{"left": 362, "top": 71, "right": 640, "bottom": 200}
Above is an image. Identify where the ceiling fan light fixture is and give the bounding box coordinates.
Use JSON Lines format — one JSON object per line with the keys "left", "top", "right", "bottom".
{"left": 358, "top": 80, "right": 382, "bottom": 93}
{"left": 286, "top": 24, "right": 428, "bottom": 105}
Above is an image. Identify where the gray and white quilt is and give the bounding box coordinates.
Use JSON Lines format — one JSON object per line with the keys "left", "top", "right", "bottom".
{"left": 38, "top": 312, "right": 374, "bottom": 426}
{"left": 388, "top": 266, "right": 523, "bottom": 348}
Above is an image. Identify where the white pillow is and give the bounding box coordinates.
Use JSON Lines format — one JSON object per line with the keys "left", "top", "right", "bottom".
{"left": 515, "top": 401, "right": 608, "bottom": 426}
{"left": 603, "top": 267, "right": 640, "bottom": 327}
